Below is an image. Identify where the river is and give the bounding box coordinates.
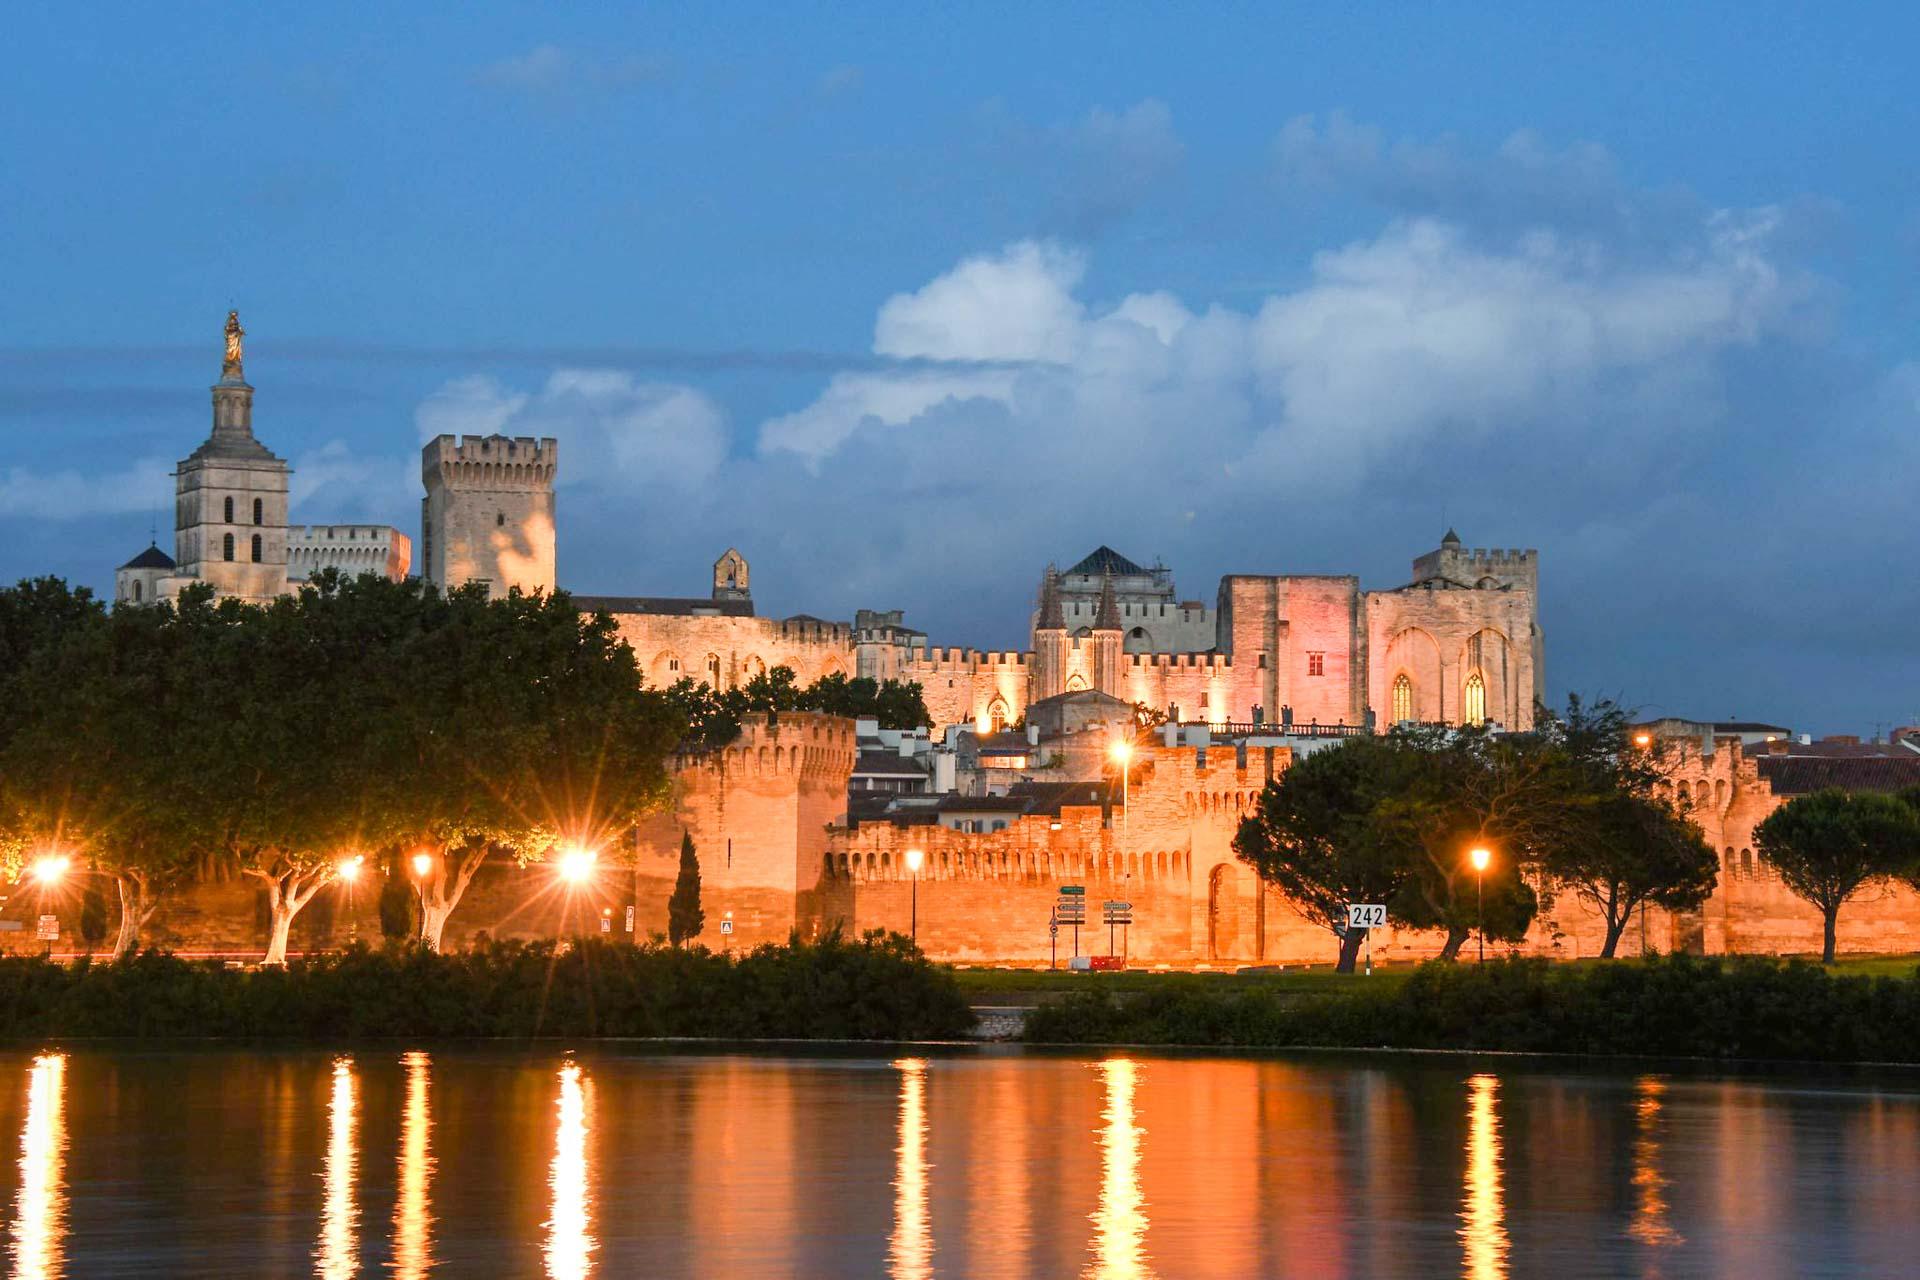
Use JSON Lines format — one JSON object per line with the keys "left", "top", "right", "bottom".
{"left": 0, "top": 1046, "right": 1915, "bottom": 1277}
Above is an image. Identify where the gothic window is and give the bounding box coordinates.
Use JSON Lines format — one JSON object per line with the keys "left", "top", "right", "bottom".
{"left": 1739, "top": 848, "right": 1753, "bottom": 880}
{"left": 223, "top": 497, "right": 234, "bottom": 523}
{"left": 132, "top": 580, "right": 142, "bottom": 602}
{"left": 1307, "top": 652, "right": 1325, "bottom": 677}
{"left": 250, "top": 534, "right": 262, "bottom": 563}
{"left": 1392, "top": 674, "right": 1413, "bottom": 724}
{"left": 1464, "top": 672, "right": 1486, "bottom": 726}
{"left": 222, "top": 533, "right": 234, "bottom": 562}
{"left": 705, "top": 654, "right": 721, "bottom": 686}
{"left": 252, "top": 498, "right": 263, "bottom": 526}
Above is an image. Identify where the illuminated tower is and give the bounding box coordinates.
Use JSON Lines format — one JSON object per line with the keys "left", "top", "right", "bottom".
{"left": 419, "top": 434, "right": 558, "bottom": 598}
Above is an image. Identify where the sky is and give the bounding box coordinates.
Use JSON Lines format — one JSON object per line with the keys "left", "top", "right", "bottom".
{"left": 1, "top": 2, "right": 1915, "bottom": 734}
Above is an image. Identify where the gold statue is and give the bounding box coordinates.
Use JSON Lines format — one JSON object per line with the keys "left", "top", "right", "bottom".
{"left": 223, "top": 310, "right": 244, "bottom": 375}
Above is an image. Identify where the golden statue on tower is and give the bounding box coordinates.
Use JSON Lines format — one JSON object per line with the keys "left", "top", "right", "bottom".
{"left": 222, "top": 309, "right": 244, "bottom": 378}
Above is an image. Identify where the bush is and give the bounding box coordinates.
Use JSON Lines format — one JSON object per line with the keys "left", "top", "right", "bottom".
{"left": 1023, "top": 954, "right": 1920, "bottom": 1064}
{"left": 0, "top": 929, "right": 973, "bottom": 1042}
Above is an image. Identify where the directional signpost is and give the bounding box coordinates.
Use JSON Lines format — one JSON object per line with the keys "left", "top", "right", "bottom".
{"left": 1056, "top": 886, "right": 1087, "bottom": 961}
{"left": 1347, "top": 903, "right": 1386, "bottom": 975}
{"left": 1102, "top": 900, "right": 1134, "bottom": 965}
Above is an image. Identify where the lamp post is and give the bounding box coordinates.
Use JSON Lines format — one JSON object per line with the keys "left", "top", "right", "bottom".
{"left": 1469, "top": 846, "right": 1491, "bottom": 963}
{"left": 904, "top": 847, "right": 924, "bottom": 942}
{"left": 1109, "top": 739, "right": 1133, "bottom": 835}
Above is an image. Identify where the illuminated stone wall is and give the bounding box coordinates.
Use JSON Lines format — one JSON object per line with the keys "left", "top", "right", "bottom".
{"left": 419, "top": 434, "right": 558, "bottom": 599}
{"left": 606, "top": 613, "right": 852, "bottom": 693}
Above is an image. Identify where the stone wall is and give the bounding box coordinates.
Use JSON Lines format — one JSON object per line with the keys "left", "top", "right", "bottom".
{"left": 420, "top": 434, "right": 558, "bottom": 599}
{"left": 610, "top": 614, "right": 852, "bottom": 693}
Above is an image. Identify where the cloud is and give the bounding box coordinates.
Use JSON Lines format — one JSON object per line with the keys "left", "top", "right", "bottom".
{"left": 471, "top": 45, "right": 672, "bottom": 97}
{"left": 978, "top": 99, "right": 1186, "bottom": 234}
{"left": 0, "top": 457, "right": 172, "bottom": 520}
{"left": 874, "top": 241, "right": 1086, "bottom": 363}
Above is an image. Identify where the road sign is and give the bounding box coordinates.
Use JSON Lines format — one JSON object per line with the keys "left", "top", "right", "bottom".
{"left": 624, "top": 905, "right": 635, "bottom": 934}
{"left": 1347, "top": 903, "right": 1387, "bottom": 930}
{"left": 1103, "top": 901, "right": 1132, "bottom": 912}
{"left": 719, "top": 919, "right": 734, "bottom": 936}
{"left": 1060, "top": 885, "right": 1086, "bottom": 895}
{"left": 1049, "top": 920, "right": 1059, "bottom": 937}
{"left": 35, "top": 915, "right": 57, "bottom": 941}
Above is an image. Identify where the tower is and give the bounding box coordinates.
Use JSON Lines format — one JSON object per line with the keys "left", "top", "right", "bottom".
{"left": 712, "top": 548, "right": 751, "bottom": 603}
{"left": 1030, "top": 565, "right": 1068, "bottom": 702}
{"left": 170, "top": 311, "right": 291, "bottom": 602}
{"left": 420, "top": 435, "right": 558, "bottom": 598}
{"left": 1090, "top": 572, "right": 1124, "bottom": 697}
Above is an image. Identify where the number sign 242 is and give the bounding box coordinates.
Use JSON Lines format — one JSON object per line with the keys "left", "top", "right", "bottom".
{"left": 1347, "top": 903, "right": 1387, "bottom": 930}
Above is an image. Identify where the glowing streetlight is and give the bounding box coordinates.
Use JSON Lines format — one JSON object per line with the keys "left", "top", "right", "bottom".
{"left": 1633, "top": 732, "right": 1652, "bottom": 749}
{"left": 29, "top": 855, "right": 68, "bottom": 886}
{"left": 336, "top": 854, "right": 365, "bottom": 883}
{"left": 410, "top": 852, "right": 435, "bottom": 878}
{"left": 1110, "top": 738, "right": 1134, "bottom": 833}
{"left": 557, "top": 847, "right": 596, "bottom": 885}
{"left": 904, "top": 847, "right": 925, "bottom": 942}
{"left": 1468, "top": 846, "right": 1492, "bottom": 963}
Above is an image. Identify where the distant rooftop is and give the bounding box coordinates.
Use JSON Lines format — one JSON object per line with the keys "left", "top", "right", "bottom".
{"left": 570, "top": 595, "right": 754, "bottom": 618}
{"left": 1066, "top": 545, "right": 1148, "bottom": 578}
{"left": 119, "top": 543, "right": 176, "bottom": 571}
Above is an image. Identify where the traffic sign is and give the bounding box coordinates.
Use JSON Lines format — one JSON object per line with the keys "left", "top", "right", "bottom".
{"left": 1060, "top": 885, "right": 1086, "bottom": 895}
{"left": 719, "top": 919, "right": 734, "bottom": 936}
{"left": 1103, "top": 901, "right": 1132, "bottom": 911}
{"left": 35, "top": 915, "right": 57, "bottom": 941}
{"left": 1347, "top": 903, "right": 1387, "bottom": 930}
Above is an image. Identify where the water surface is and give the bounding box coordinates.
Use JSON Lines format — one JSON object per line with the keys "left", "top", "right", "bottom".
{"left": 1, "top": 1045, "right": 1917, "bottom": 1277}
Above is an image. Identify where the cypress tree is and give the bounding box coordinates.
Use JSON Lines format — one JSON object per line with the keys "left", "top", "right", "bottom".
{"left": 668, "top": 831, "right": 704, "bottom": 946}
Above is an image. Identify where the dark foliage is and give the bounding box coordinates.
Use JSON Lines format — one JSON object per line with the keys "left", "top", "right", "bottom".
{"left": 1025, "top": 955, "right": 1920, "bottom": 1063}
{"left": 668, "top": 831, "right": 704, "bottom": 946}
{"left": 661, "top": 665, "right": 931, "bottom": 749}
{"left": 0, "top": 931, "right": 973, "bottom": 1041}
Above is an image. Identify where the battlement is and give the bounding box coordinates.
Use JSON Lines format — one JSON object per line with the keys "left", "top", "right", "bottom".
{"left": 421, "top": 433, "right": 559, "bottom": 488}
{"left": 905, "top": 646, "right": 1032, "bottom": 670}
{"left": 1127, "top": 651, "right": 1233, "bottom": 671}
{"left": 1411, "top": 538, "right": 1539, "bottom": 588}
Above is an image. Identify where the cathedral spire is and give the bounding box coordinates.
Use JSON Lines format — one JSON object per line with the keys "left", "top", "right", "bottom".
{"left": 192, "top": 309, "right": 278, "bottom": 463}
{"left": 1093, "top": 572, "right": 1122, "bottom": 631}
{"left": 1036, "top": 564, "right": 1065, "bottom": 631}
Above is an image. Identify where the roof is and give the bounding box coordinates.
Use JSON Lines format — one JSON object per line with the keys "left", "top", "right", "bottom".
{"left": 852, "top": 751, "right": 929, "bottom": 778}
{"left": 1757, "top": 756, "right": 1920, "bottom": 796}
{"left": 1746, "top": 739, "right": 1919, "bottom": 760}
{"left": 1007, "top": 780, "right": 1111, "bottom": 815}
{"left": 975, "top": 733, "right": 1034, "bottom": 758}
{"left": 1067, "top": 545, "right": 1148, "bottom": 577}
{"left": 571, "top": 595, "right": 755, "bottom": 618}
{"left": 1027, "top": 688, "right": 1133, "bottom": 713}
{"left": 934, "top": 794, "right": 1033, "bottom": 814}
{"left": 119, "top": 543, "right": 176, "bottom": 571}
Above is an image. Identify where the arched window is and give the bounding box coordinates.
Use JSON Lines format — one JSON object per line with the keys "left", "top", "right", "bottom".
{"left": 1391, "top": 674, "right": 1413, "bottom": 724}
{"left": 252, "top": 498, "right": 263, "bottom": 526}
{"left": 1739, "top": 848, "right": 1753, "bottom": 880}
{"left": 223, "top": 496, "right": 234, "bottom": 523}
{"left": 222, "top": 532, "right": 235, "bottom": 562}
{"left": 131, "top": 580, "right": 142, "bottom": 602}
{"left": 250, "top": 533, "right": 262, "bottom": 563}
{"left": 1464, "top": 672, "right": 1486, "bottom": 726}
{"left": 704, "top": 653, "right": 721, "bottom": 686}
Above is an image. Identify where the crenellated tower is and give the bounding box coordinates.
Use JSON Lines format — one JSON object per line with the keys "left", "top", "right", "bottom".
{"left": 420, "top": 434, "right": 558, "bottom": 598}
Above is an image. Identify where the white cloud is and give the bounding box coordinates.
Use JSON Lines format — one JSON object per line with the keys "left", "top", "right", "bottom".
{"left": 873, "top": 241, "right": 1086, "bottom": 362}
{"left": 0, "top": 458, "right": 172, "bottom": 520}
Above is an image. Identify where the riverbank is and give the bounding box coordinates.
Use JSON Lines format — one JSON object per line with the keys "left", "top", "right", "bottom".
{"left": 0, "top": 933, "right": 974, "bottom": 1041}
{"left": 1022, "top": 954, "right": 1920, "bottom": 1063}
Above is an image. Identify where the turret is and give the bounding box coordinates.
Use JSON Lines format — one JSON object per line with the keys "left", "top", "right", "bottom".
{"left": 1090, "top": 572, "right": 1123, "bottom": 696}
{"left": 419, "top": 434, "right": 558, "bottom": 599}
{"left": 1031, "top": 564, "right": 1068, "bottom": 701}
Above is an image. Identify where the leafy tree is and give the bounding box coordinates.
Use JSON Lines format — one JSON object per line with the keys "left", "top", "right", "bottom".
{"left": 377, "top": 851, "right": 420, "bottom": 940}
{"left": 1235, "top": 735, "right": 1433, "bottom": 972}
{"left": 78, "top": 881, "right": 110, "bottom": 953}
{"left": 657, "top": 664, "right": 930, "bottom": 750}
{"left": 1755, "top": 789, "right": 1920, "bottom": 963}
{"left": 668, "top": 830, "right": 704, "bottom": 946}
{"left": 1533, "top": 696, "right": 1719, "bottom": 957}
{"left": 390, "top": 584, "right": 682, "bottom": 951}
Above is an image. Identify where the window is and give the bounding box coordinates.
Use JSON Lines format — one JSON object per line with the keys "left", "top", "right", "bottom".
{"left": 1257, "top": 652, "right": 1268, "bottom": 669}
{"left": 705, "top": 654, "right": 721, "bottom": 685}
{"left": 1392, "top": 674, "right": 1413, "bottom": 724}
{"left": 131, "top": 580, "right": 142, "bottom": 602}
{"left": 250, "top": 534, "right": 262, "bottom": 563}
{"left": 1464, "top": 672, "right": 1486, "bottom": 726}
{"left": 222, "top": 533, "right": 235, "bottom": 561}
{"left": 496, "top": 512, "right": 505, "bottom": 527}
{"left": 252, "top": 498, "right": 263, "bottom": 526}
{"left": 223, "top": 497, "right": 234, "bottom": 523}
{"left": 1307, "top": 651, "right": 1325, "bottom": 677}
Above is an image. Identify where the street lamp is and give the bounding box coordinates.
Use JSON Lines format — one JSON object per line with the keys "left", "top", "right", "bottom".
{"left": 29, "top": 854, "right": 68, "bottom": 886}
{"left": 1468, "top": 845, "right": 1491, "bottom": 963}
{"left": 904, "top": 847, "right": 924, "bottom": 942}
{"left": 410, "top": 851, "right": 435, "bottom": 878}
{"left": 1110, "top": 739, "right": 1134, "bottom": 833}
{"left": 558, "top": 846, "right": 596, "bottom": 885}
{"left": 1633, "top": 731, "right": 1652, "bottom": 749}
{"left": 336, "top": 854, "right": 365, "bottom": 883}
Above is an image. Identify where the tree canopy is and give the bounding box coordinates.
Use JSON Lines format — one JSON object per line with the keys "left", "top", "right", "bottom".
{"left": 1755, "top": 788, "right": 1920, "bottom": 963}
{"left": 660, "top": 664, "right": 929, "bottom": 749}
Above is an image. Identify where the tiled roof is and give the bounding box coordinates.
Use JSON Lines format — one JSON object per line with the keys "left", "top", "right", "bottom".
{"left": 1007, "top": 780, "right": 1111, "bottom": 814}
{"left": 1756, "top": 756, "right": 1920, "bottom": 796}
{"left": 934, "top": 794, "right": 1033, "bottom": 813}
{"left": 571, "top": 595, "right": 755, "bottom": 617}
{"left": 119, "top": 543, "right": 176, "bottom": 571}
{"left": 1067, "top": 545, "right": 1148, "bottom": 577}
{"left": 852, "top": 751, "right": 928, "bottom": 777}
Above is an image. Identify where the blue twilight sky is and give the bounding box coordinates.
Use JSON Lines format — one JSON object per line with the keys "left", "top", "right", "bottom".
{"left": 2, "top": 3, "right": 1916, "bottom": 734}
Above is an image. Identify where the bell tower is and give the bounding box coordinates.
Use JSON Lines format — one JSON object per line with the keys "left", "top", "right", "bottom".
{"left": 172, "top": 311, "right": 291, "bottom": 602}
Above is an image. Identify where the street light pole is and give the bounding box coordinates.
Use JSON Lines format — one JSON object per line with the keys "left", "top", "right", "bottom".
{"left": 905, "top": 847, "right": 924, "bottom": 943}
{"left": 1469, "top": 845, "right": 1491, "bottom": 964}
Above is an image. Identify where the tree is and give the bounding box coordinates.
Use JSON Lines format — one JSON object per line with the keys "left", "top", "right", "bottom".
{"left": 390, "top": 585, "right": 682, "bottom": 951}
{"left": 1533, "top": 696, "right": 1719, "bottom": 957}
{"left": 79, "top": 880, "right": 110, "bottom": 954}
{"left": 1757, "top": 789, "right": 1920, "bottom": 963}
{"left": 1235, "top": 735, "right": 1433, "bottom": 972}
{"left": 668, "top": 830, "right": 704, "bottom": 945}
{"left": 377, "top": 850, "right": 420, "bottom": 940}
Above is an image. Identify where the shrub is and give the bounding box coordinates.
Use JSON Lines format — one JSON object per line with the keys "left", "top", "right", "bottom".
{"left": 0, "top": 930, "right": 973, "bottom": 1042}
{"left": 1023, "top": 954, "right": 1920, "bottom": 1064}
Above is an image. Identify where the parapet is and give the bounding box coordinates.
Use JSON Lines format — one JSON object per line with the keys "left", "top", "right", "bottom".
{"left": 421, "top": 434, "right": 559, "bottom": 488}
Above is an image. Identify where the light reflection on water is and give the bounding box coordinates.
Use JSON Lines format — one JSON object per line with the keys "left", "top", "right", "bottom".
{"left": 316, "top": 1057, "right": 357, "bottom": 1280}
{"left": 888, "top": 1058, "right": 932, "bottom": 1280}
{"left": 2, "top": 1049, "right": 1919, "bottom": 1276}
{"left": 7, "top": 1053, "right": 66, "bottom": 1280}
{"left": 393, "top": 1051, "right": 435, "bottom": 1280}
{"left": 543, "top": 1062, "right": 594, "bottom": 1280}
{"left": 1460, "top": 1073, "right": 1507, "bottom": 1280}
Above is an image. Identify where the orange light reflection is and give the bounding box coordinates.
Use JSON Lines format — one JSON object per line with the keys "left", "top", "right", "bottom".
{"left": 1087, "top": 1058, "right": 1153, "bottom": 1279}
{"left": 393, "top": 1051, "right": 435, "bottom": 1279}
{"left": 316, "top": 1056, "right": 358, "bottom": 1280}
{"left": 1460, "top": 1073, "right": 1508, "bottom": 1280}
{"left": 7, "top": 1054, "right": 67, "bottom": 1280}
{"left": 1628, "top": 1076, "right": 1682, "bottom": 1251}
{"left": 888, "top": 1058, "right": 932, "bottom": 1280}
{"left": 544, "top": 1062, "right": 594, "bottom": 1280}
